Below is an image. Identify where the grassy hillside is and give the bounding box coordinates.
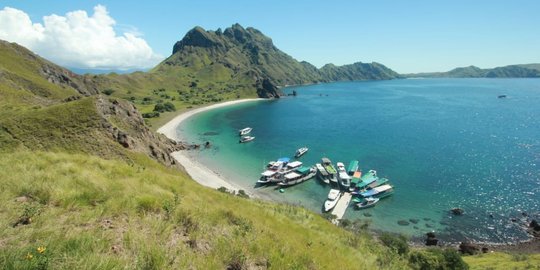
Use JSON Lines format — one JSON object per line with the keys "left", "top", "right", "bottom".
{"left": 0, "top": 151, "right": 406, "bottom": 269}
{"left": 464, "top": 252, "right": 540, "bottom": 269}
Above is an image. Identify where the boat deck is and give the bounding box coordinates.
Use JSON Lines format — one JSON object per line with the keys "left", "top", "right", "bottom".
{"left": 331, "top": 192, "right": 352, "bottom": 224}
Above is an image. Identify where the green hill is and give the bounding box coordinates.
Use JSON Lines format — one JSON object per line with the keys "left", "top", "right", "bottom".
{"left": 88, "top": 24, "right": 399, "bottom": 127}
{"left": 404, "top": 64, "right": 540, "bottom": 78}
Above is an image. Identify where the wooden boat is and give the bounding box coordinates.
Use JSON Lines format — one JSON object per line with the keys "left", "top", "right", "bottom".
{"left": 278, "top": 166, "right": 316, "bottom": 187}
{"left": 321, "top": 157, "right": 338, "bottom": 184}
{"left": 315, "top": 163, "right": 330, "bottom": 184}
{"left": 360, "top": 184, "right": 393, "bottom": 198}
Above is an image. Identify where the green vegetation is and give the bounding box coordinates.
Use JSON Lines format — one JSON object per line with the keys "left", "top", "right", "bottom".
{"left": 404, "top": 64, "right": 540, "bottom": 78}
{"left": 0, "top": 151, "right": 407, "bottom": 269}
{"left": 464, "top": 252, "right": 540, "bottom": 270}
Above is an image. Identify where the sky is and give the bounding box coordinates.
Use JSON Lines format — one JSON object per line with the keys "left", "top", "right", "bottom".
{"left": 1, "top": 0, "right": 539, "bottom": 73}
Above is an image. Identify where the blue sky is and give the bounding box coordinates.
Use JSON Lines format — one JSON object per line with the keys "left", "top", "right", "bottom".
{"left": 1, "top": 0, "right": 539, "bottom": 73}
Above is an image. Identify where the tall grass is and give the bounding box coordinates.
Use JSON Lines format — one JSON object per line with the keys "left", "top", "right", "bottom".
{"left": 0, "top": 151, "right": 407, "bottom": 269}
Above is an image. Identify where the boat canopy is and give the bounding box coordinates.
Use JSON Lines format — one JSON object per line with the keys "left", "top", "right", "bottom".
{"left": 287, "top": 161, "right": 303, "bottom": 168}
{"left": 361, "top": 184, "right": 393, "bottom": 197}
{"left": 315, "top": 163, "right": 329, "bottom": 176}
{"left": 321, "top": 157, "right": 332, "bottom": 164}
{"left": 277, "top": 157, "right": 290, "bottom": 163}
{"left": 339, "top": 172, "right": 351, "bottom": 180}
{"left": 261, "top": 170, "right": 277, "bottom": 177}
{"left": 284, "top": 172, "right": 301, "bottom": 180}
{"left": 296, "top": 166, "right": 311, "bottom": 175}
{"left": 327, "top": 189, "right": 340, "bottom": 200}
{"left": 347, "top": 160, "right": 359, "bottom": 173}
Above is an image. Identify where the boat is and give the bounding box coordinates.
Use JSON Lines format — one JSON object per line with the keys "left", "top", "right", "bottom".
{"left": 366, "top": 177, "right": 389, "bottom": 189}
{"left": 360, "top": 184, "right": 393, "bottom": 198}
{"left": 336, "top": 162, "right": 351, "bottom": 188}
{"left": 355, "top": 197, "right": 379, "bottom": 209}
{"left": 278, "top": 166, "right": 316, "bottom": 186}
{"left": 350, "top": 170, "right": 362, "bottom": 191}
{"left": 336, "top": 162, "right": 346, "bottom": 173}
{"left": 266, "top": 157, "right": 290, "bottom": 171}
{"left": 356, "top": 169, "right": 378, "bottom": 189}
{"left": 295, "top": 147, "right": 309, "bottom": 158}
{"left": 239, "top": 127, "right": 252, "bottom": 136}
{"left": 347, "top": 160, "right": 359, "bottom": 175}
{"left": 324, "top": 189, "right": 341, "bottom": 212}
{"left": 321, "top": 157, "right": 338, "bottom": 184}
{"left": 263, "top": 159, "right": 302, "bottom": 184}
{"left": 239, "top": 136, "right": 255, "bottom": 143}
{"left": 498, "top": 95, "right": 507, "bottom": 99}
{"left": 315, "top": 163, "right": 330, "bottom": 184}
{"left": 257, "top": 170, "right": 278, "bottom": 184}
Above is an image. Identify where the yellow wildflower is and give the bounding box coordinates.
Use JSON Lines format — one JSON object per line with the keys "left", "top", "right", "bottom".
{"left": 37, "top": 246, "right": 46, "bottom": 254}
{"left": 26, "top": 253, "right": 33, "bottom": 260}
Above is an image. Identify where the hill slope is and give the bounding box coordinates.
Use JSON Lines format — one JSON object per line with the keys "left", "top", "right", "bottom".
{"left": 404, "top": 64, "right": 540, "bottom": 78}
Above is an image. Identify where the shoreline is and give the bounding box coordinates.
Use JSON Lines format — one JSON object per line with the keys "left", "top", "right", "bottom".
{"left": 157, "top": 98, "right": 265, "bottom": 196}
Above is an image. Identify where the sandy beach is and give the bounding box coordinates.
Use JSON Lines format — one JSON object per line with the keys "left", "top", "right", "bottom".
{"left": 157, "top": 99, "right": 263, "bottom": 194}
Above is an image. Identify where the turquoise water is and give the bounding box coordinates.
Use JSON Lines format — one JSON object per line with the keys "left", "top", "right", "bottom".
{"left": 178, "top": 78, "right": 540, "bottom": 243}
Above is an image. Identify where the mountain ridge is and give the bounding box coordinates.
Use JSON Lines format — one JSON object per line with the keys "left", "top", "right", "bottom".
{"left": 403, "top": 64, "right": 540, "bottom": 78}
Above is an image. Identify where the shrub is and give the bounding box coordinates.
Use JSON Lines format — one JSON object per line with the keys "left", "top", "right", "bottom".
{"left": 408, "top": 248, "right": 468, "bottom": 270}
{"left": 380, "top": 233, "right": 409, "bottom": 256}
{"left": 236, "top": 190, "right": 249, "bottom": 199}
{"left": 101, "top": 89, "right": 115, "bottom": 95}
{"left": 153, "top": 102, "right": 176, "bottom": 113}
{"left": 142, "top": 112, "right": 160, "bottom": 118}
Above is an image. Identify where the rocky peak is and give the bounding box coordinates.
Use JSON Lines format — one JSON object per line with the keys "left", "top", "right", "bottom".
{"left": 172, "top": 26, "right": 222, "bottom": 54}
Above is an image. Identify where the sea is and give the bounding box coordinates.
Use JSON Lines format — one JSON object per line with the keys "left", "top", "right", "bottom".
{"left": 177, "top": 78, "right": 540, "bottom": 244}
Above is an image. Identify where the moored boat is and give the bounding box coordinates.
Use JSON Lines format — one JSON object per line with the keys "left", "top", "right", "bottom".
{"left": 350, "top": 170, "right": 362, "bottom": 191}
{"left": 347, "top": 160, "right": 359, "bottom": 175}
{"left": 239, "top": 127, "right": 252, "bottom": 136}
{"left": 355, "top": 197, "right": 379, "bottom": 209}
{"left": 324, "top": 189, "right": 342, "bottom": 212}
{"left": 336, "top": 162, "right": 351, "bottom": 188}
{"left": 366, "top": 177, "right": 389, "bottom": 189}
{"left": 315, "top": 163, "right": 330, "bottom": 184}
{"left": 295, "top": 147, "right": 309, "bottom": 158}
{"left": 239, "top": 136, "right": 255, "bottom": 143}
{"left": 321, "top": 157, "right": 338, "bottom": 184}
{"left": 360, "top": 184, "right": 393, "bottom": 198}
{"left": 257, "top": 170, "right": 277, "bottom": 184}
{"left": 356, "top": 169, "right": 378, "bottom": 189}
{"left": 278, "top": 166, "right": 316, "bottom": 186}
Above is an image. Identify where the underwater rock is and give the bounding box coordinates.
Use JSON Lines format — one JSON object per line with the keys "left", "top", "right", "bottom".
{"left": 409, "top": 218, "right": 419, "bottom": 224}
{"left": 397, "top": 220, "right": 410, "bottom": 226}
{"left": 451, "top": 208, "right": 464, "bottom": 215}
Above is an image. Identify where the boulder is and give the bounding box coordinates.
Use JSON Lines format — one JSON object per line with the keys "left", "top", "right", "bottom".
{"left": 451, "top": 208, "right": 464, "bottom": 215}
{"left": 425, "top": 232, "right": 439, "bottom": 246}
{"left": 459, "top": 242, "right": 479, "bottom": 255}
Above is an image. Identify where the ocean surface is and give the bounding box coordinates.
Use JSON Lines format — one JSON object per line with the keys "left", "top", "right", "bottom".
{"left": 177, "top": 78, "right": 540, "bottom": 243}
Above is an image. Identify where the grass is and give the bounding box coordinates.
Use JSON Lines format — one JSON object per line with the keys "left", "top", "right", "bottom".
{"left": 0, "top": 151, "right": 408, "bottom": 269}
{"left": 464, "top": 252, "right": 540, "bottom": 270}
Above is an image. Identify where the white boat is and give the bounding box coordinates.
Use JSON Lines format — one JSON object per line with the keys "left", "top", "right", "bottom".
{"left": 239, "top": 136, "right": 255, "bottom": 143}
{"left": 355, "top": 197, "right": 379, "bottom": 209}
{"left": 336, "top": 162, "right": 346, "bottom": 173}
{"left": 338, "top": 171, "right": 351, "bottom": 189}
{"left": 239, "top": 127, "right": 252, "bottom": 136}
{"left": 360, "top": 184, "right": 393, "bottom": 198}
{"left": 315, "top": 163, "right": 330, "bottom": 184}
{"left": 324, "top": 189, "right": 342, "bottom": 212}
{"left": 295, "top": 147, "right": 309, "bottom": 158}
{"left": 278, "top": 166, "right": 316, "bottom": 187}
{"left": 257, "top": 170, "right": 277, "bottom": 184}
{"left": 321, "top": 158, "right": 338, "bottom": 184}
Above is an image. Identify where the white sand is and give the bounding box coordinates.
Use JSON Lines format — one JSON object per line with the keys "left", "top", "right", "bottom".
{"left": 157, "top": 99, "right": 263, "bottom": 194}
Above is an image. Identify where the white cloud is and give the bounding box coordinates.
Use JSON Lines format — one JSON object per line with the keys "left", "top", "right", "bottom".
{"left": 0, "top": 5, "right": 163, "bottom": 70}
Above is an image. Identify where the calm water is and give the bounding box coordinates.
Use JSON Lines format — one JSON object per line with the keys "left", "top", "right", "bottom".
{"left": 178, "top": 78, "right": 540, "bottom": 243}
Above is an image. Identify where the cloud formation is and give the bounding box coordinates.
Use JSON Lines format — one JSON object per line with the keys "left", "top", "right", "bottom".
{"left": 0, "top": 5, "right": 163, "bottom": 70}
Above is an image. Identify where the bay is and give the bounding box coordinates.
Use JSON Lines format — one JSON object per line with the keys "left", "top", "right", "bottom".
{"left": 178, "top": 78, "right": 540, "bottom": 243}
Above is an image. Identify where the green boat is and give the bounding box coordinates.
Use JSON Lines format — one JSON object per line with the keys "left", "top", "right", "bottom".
{"left": 367, "top": 177, "right": 389, "bottom": 189}
{"left": 356, "top": 169, "right": 378, "bottom": 189}
{"left": 347, "top": 160, "right": 359, "bottom": 175}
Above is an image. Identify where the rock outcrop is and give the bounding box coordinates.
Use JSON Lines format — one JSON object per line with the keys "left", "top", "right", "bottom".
{"left": 96, "top": 96, "right": 185, "bottom": 167}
